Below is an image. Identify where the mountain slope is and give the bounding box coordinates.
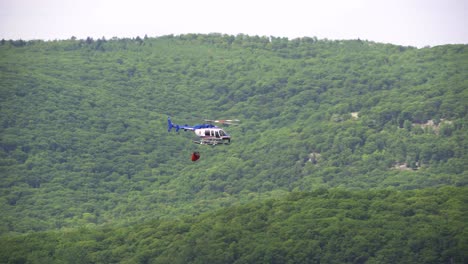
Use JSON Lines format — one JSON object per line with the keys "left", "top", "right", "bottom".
{"left": 0, "top": 35, "right": 467, "bottom": 234}
{"left": 1, "top": 187, "right": 466, "bottom": 263}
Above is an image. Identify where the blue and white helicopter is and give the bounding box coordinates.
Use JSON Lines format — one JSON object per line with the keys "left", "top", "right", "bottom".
{"left": 167, "top": 117, "right": 239, "bottom": 145}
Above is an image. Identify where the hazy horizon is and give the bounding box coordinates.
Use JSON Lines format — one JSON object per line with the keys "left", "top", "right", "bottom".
{"left": 1, "top": 0, "right": 467, "bottom": 47}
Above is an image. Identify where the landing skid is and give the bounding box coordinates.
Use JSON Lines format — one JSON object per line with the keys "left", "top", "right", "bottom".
{"left": 193, "top": 138, "right": 230, "bottom": 145}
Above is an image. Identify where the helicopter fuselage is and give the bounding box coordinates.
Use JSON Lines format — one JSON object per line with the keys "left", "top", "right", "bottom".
{"left": 168, "top": 117, "right": 232, "bottom": 145}
{"left": 194, "top": 127, "right": 231, "bottom": 144}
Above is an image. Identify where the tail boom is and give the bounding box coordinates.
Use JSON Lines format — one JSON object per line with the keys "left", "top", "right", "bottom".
{"left": 167, "top": 117, "right": 195, "bottom": 132}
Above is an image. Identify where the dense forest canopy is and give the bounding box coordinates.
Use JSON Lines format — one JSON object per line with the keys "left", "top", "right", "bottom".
{"left": 0, "top": 34, "right": 467, "bottom": 262}
{"left": 1, "top": 187, "right": 466, "bottom": 263}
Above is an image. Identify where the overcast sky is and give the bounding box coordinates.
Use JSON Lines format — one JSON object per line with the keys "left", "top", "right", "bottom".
{"left": 1, "top": 0, "right": 467, "bottom": 47}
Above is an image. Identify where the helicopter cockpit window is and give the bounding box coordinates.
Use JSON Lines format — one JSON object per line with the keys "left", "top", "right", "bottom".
{"left": 215, "top": 131, "right": 220, "bottom": 138}
{"left": 219, "top": 130, "right": 226, "bottom": 137}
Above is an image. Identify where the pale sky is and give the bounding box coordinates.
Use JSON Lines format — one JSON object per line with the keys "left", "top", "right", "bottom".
{"left": 0, "top": 0, "right": 467, "bottom": 47}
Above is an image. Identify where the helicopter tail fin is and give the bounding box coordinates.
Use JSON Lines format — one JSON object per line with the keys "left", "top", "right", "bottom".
{"left": 167, "top": 117, "right": 180, "bottom": 132}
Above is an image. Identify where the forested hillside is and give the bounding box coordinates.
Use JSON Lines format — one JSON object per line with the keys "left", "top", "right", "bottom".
{"left": 1, "top": 188, "right": 466, "bottom": 263}
{"left": 1, "top": 34, "right": 467, "bottom": 262}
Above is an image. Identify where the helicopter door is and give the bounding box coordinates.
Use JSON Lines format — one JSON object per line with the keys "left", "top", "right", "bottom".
{"left": 215, "top": 130, "right": 220, "bottom": 138}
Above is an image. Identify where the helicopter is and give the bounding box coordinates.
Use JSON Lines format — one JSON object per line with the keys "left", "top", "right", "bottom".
{"left": 167, "top": 117, "right": 238, "bottom": 145}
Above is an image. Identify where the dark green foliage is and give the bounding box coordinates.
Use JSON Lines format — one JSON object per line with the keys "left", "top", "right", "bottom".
{"left": 0, "top": 34, "right": 467, "bottom": 262}
{"left": 0, "top": 188, "right": 466, "bottom": 263}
